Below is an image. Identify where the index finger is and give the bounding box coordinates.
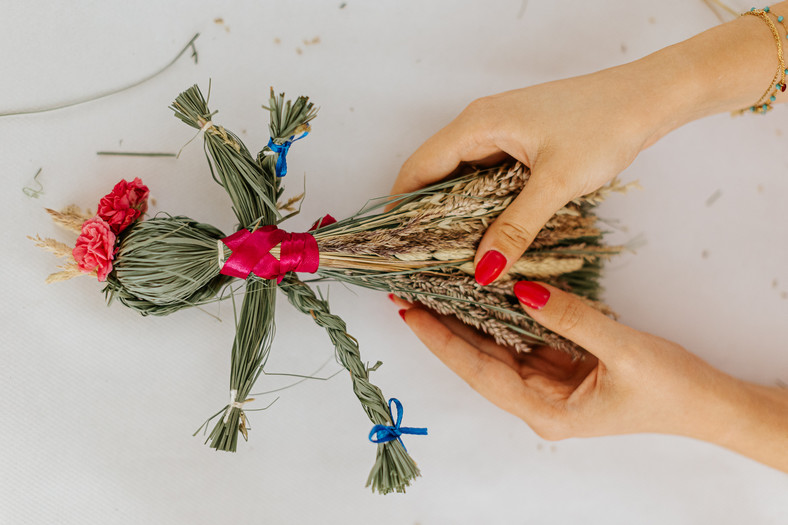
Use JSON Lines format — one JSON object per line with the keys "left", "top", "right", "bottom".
{"left": 387, "top": 102, "right": 508, "bottom": 209}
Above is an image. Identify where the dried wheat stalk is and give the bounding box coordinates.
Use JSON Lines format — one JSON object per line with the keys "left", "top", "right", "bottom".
{"left": 305, "top": 162, "right": 626, "bottom": 358}
{"left": 28, "top": 234, "right": 93, "bottom": 283}
{"left": 45, "top": 206, "right": 93, "bottom": 234}
{"left": 385, "top": 272, "right": 581, "bottom": 356}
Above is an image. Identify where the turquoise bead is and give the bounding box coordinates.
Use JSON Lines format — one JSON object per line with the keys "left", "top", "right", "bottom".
{"left": 751, "top": 106, "right": 757, "bottom": 112}
{"left": 779, "top": 15, "right": 784, "bottom": 21}
{"left": 771, "top": 95, "right": 777, "bottom": 101}
{"left": 763, "top": 104, "right": 769, "bottom": 110}
{"left": 751, "top": 7, "right": 756, "bottom": 11}
{"left": 777, "top": 83, "right": 782, "bottom": 89}
{"left": 764, "top": 6, "right": 770, "bottom": 12}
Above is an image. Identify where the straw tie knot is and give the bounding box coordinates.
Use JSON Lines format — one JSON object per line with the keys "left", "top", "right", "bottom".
{"left": 223, "top": 389, "right": 254, "bottom": 423}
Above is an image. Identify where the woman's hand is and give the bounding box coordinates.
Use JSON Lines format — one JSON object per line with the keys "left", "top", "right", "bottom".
{"left": 389, "top": 4, "right": 788, "bottom": 285}
{"left": 393, "top": 285, "right": 788, "bottom": 473}
{"left": 389, "top": 68, "right": 678, "bottom": 285}
{"left": 395, "top": 283, "right": 735, "bottom": 440}
{"left": 389, "top": 6, "right": 788, "bottom": 470}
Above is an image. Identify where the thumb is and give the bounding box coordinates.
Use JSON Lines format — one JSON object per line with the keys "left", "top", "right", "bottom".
{"left": 473, "top": 166, "right": 569, "bottom": 285}
{"left": 513, "top": 281, "right": 637, "bottom": 363}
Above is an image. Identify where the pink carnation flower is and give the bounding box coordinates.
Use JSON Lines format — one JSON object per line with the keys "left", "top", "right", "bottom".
{"left": 97, "top": 178, "right": 150, "bottom": 234}
{"left": 73, "top": 217, "right": 117, "bottom": 281}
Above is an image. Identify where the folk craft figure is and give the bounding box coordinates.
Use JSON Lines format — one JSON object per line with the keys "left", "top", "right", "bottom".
{"left": 32, "top": 84, "right": 627, "bottom": 494}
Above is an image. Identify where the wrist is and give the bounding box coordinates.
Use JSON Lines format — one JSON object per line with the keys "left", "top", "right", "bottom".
{"left": 619, "top": 4, "right": 788, "bottom": 146}
{"left": 694, "top": 376, "right": 788, "bottom": 472}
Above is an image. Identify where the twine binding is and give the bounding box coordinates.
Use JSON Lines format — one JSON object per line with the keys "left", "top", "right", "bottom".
{"left": 223, "top": 389, "right": 254, "bottom": 423}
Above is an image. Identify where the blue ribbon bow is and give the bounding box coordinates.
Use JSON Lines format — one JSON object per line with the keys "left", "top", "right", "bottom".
{"left": 368, "top": 398, "right": 428, "bottom": 452}
{"left": 267, "top": 130, "right": 309, "bottom": 178}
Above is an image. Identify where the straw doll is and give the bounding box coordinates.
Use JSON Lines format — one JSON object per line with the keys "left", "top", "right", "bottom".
{"left": 33, "top": 84, "right": 625, "bottom": 493}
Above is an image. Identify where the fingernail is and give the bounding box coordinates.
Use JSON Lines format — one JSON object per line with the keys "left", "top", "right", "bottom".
{"left": 475, "top": 250, "right": 507, "bottom": 285}
{"left": 398, "top": 309, "right": 407, "bottom": 321}
{"left": 387, "top": 293, "right": 396, "bottom": 303}
{"left": 513, "top": 281, "right": 550, "bottom": 310}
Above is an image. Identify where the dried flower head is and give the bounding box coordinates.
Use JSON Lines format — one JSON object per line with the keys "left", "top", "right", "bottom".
{"left": 97, "top": 178, "right": 150, "bottom": 234}
{"left": 72, "top": 217, "right": 117, "bottom": 281}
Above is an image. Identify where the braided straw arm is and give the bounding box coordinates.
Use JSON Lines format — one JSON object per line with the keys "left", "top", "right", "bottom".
{"left": 279, "top": 273, "right": 421, "bottom": 494}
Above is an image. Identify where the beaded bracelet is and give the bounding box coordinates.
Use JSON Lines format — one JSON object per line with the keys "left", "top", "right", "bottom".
{"left": 738, "top": 6, "right": 787, "bottom": 115}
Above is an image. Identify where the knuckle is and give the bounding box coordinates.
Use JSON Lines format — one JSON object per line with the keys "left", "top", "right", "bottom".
{"left": 611, "top": 334, "right": 650, "bottom": 368}
{"left": 463, "top": 96, "right": 496, "bottom": 117}
{"left": 398, "top": 156, "right": 417, "bottom": 178}
{"left": 457, "top": 95, "right": 506, "bottom": 150}
{"left": 460, "top": 96, "right": 505, "bottom": 130}
{"left": 556, "top": 300, "right": 584, "bottom": 335}
{"left": 495, "top": 219, "right": 535, "bottom": 250}
{"left": 534, "top": 172, "right": 573, "bottom": 201}
{"left": 618, "top": 333, "right": 687, "bottom": 371}
{"left": 609, "top": 347, "right": 638, "bottom": 375}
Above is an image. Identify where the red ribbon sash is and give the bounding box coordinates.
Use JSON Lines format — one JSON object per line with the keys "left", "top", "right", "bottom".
{"left": 220, "top": 215, "right": 336, "bottom": 283}
{"left": 220, "top": 226, "right": 319, "bottom": 283}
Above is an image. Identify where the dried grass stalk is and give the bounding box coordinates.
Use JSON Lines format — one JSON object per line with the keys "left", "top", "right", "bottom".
{"left": 385, "top": 273, "right": 581, "bottom": 356}
{"left": 306, "top": 162, "right": 628, "bottom": 360}
{"left": 45, "top": 263, "right": 92, "bottom": 283}
{"left": 45, "top": 206, "right": 93, "bottom": 234}
{"left": 28, "top": 235, "right": 74, "bottom": 259}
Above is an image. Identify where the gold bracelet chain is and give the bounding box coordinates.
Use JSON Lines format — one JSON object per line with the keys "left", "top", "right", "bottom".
{"left": 737, "top": 6, "right": 787, "bottom": 115}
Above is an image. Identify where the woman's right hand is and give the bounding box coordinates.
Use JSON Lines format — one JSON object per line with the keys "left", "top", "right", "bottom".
{"left": 390, "top": 7, "right": 788, "bottom": 284}
{"left": 389, "top": 62, "right": 679, "bottom": 284}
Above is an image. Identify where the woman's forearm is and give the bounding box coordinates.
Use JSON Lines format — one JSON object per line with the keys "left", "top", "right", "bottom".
{"left": 638, "top": 7, "right": 788, "bottom": 471}
{"left": 625, "top": 2, "right": 788, "bottom": 148}
{"left": 717, "top": 381, "right": 788, "bottom": 472}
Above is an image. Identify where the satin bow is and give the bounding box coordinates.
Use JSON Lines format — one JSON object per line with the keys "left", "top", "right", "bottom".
{"left": 368, "top": 398, "right": 428, "bottom": 452}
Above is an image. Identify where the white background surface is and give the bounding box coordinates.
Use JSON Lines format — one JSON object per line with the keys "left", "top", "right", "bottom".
{"left": 2, "top": 1, "right": 787, "bottom": 523}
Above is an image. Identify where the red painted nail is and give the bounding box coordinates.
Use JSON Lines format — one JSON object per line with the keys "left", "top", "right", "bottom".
{"left": 387, "top": 293, "right": 396, "bottom": 303}
{"left": 475, "top": 250, "right": 507, "bottom": 285}
{"left": 513, "top": 281, "right": 550, "bottom": 310}
{"left": 398, "top": 309, "right": 407, "bottom": 321}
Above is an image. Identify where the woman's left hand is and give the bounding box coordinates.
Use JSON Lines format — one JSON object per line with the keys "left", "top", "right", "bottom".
{"left": 392, "top": 282, "right": 788, "bottom": 474}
